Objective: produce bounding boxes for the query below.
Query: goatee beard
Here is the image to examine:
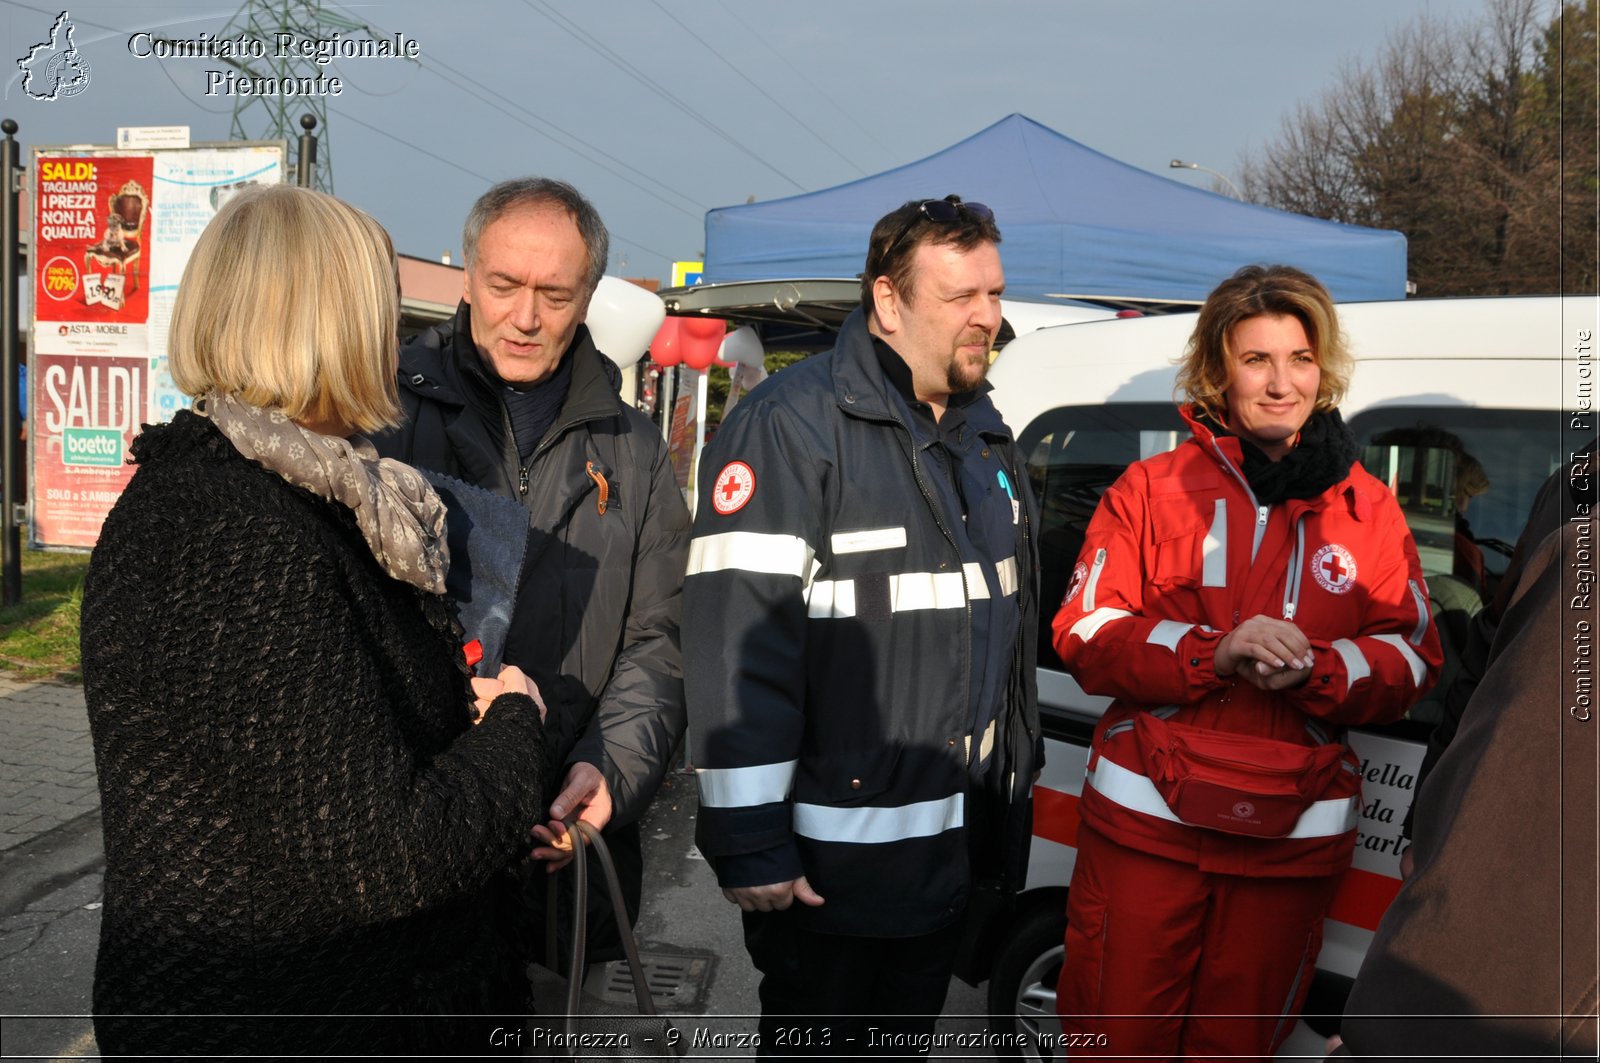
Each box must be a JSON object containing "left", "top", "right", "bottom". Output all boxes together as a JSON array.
[{"left": 947, "top": 347, "right": 990, "bottom": 394}]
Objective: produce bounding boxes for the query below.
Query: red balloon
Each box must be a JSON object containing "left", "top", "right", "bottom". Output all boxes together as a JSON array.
[
  {"left": 681, "top": 316, "right": 727, "bottom": 371},
  {"left": 650, "top": 316, "right": 683, "bottom": 367}
]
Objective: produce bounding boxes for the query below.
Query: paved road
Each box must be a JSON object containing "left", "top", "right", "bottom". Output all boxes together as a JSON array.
[{"left": 0, "top": 677, "right": 995, "bottom": 1061}]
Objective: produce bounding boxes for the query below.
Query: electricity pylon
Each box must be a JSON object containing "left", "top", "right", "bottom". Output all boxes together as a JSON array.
[{"left": 215, "top": 1, "right": 374, "bottom": 192}]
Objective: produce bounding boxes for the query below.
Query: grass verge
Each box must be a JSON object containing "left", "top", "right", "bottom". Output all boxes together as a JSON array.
[{"left": 0, "top": 549, "right": 89, "bottom": 683}]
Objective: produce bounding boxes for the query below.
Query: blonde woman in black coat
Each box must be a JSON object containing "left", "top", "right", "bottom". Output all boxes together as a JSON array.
[{"left": 82, "top": 184, "right": 549, "bottom": 1058}]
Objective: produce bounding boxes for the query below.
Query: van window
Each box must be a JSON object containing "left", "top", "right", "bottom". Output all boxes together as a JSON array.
[
  {"left": 1020, "top": 403, "right": 1186, "bottom": 671},
  {"left": 1347, "top": 408, "right": 1564, "bottom": 601},
  {"left": 1349, "top": 408, "right": 1566, "bottom": 721}
]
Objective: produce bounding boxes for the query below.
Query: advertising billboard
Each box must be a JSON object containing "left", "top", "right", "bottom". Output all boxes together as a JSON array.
[{"left": 28, "top": 142, "right": 285, "bottom": 548}]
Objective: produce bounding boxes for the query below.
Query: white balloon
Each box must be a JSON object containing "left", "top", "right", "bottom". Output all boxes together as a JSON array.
[
  {"left": 586, "top": 276, "right": 667, "bottom": 369},
  {"left": 719, "top": 325, "right": 765, "bottom": 369}
]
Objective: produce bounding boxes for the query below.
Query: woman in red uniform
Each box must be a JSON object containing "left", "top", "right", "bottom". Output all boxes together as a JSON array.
[{"left": 1052, "top": 265, "right": 1442, "bottom": 1059}]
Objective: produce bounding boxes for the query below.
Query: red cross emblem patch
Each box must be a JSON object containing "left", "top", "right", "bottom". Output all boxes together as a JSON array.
[
  {"left": 711, "top": 460, "right": 756, "bottom": 515},
  {"left": 1311, "top": 543, "right": 1358, "bottom": 595},
  {"left": 1063, "top": 561, "right": 1089, "bottom": 606}
]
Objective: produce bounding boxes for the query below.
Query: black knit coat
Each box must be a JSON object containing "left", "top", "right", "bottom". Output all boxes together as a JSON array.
[{"left": 81, "top": 411, "right": 549, "bottom": 1058}]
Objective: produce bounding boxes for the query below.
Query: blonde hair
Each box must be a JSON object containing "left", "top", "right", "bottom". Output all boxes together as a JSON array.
[
  {"left": 1175, "top": 264, "right": 1353, "bottom": 423},
  {"left": 168, "top": 184, "right": 401, "bottom": 434}
]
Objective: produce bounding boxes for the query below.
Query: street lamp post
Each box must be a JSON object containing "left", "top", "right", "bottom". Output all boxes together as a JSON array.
[{"left": 1169, "top": 158, "right": 1243, "bottom": 200}]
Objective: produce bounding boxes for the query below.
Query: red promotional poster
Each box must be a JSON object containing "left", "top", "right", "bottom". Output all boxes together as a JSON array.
[
  {"left": 34, "top": 155, "right": 155, "bottom": 323},
  {"left": 30, "top": 352, "right": 148, "bottom": 548}
]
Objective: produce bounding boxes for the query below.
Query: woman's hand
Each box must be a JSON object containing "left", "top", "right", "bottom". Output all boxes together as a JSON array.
[
  {"left": 1216, "top": 615, "right": 1313, "bottom": 680},
  {"left": 468, "top": 664, "right": 547, "bottom": 723},
  {"left": 1240, "top": 660, "right": 1314, "bottom": 691}
]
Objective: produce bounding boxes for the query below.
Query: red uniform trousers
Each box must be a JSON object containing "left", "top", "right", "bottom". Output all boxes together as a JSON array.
[{"left": 1056, "top": 825, "right": 1340, "bottom": 1062}]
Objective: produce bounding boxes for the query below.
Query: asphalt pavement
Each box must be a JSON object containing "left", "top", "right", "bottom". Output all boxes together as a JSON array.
[{"left": 0, "top": 677, "right": 993, "bottom": 1062}]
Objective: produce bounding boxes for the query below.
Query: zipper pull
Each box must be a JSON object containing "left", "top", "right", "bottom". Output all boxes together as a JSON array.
[
  {"left": 585, "top": 461, "right": 610, "bottom": 516},
  {"left": 1283, "top": 602, "right": 1297, "bottom": 621},
  {"left": 1257, "top": 505, "right": 1269, "bottom": 527},
  {"left": 518, "top": 465, "right": 529, "bottom": 497}
]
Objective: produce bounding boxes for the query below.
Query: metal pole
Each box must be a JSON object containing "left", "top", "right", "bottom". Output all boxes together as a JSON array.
[
  {"left": 1, "top": 119, "right": 24, "bottom": 604},
  {"left": 658, "top": 365, "right": 676, "bottom": 444},
  {"left": 296, "top": 114, "right": 318, "bottom": 189}
]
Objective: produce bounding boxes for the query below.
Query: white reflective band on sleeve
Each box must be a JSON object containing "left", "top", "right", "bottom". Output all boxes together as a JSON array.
[
  {"left": 1084, "top": 548, "right": 1108, "bottom": 610},
  {"left": 792, "top": 793, "right": 964, "bottom": 844},
  {"left": 1069, "top": 607, "right": 1134, "bottom": 643},
  {"left": 1147, "top": 620, "right": 1194, "bottom": 652},
  {"left": 1407, "top": 580, "right": 1430, "bottom": 647},
  {"left": 1373, "top": 633, "right": 1429, "bottom": 687},
  {"left": 696, "top": 760, "right": 798, "bottom": 808},
  {"left": 1087, "top": 757, "right": 1359, "bottom": 839},
  {"left": 831, "top": 526, "right": 907, "bottom": 555},
  {"left": 1331, "top": 638, "right": 1370, "bottom": 685},
  {"left": 688, "top": 532, "right": 815, "bottom": 581},
  {"left": 996, "top": 556, "right": 1019, "bottom": 597},
  {"left": 1202, "top": 499, "right": 1227, "bottom": 587}
]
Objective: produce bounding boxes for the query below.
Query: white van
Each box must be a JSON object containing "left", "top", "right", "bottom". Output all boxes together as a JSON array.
[{"left": 965, "top": 294, "right": 1594, "bottom": 1057}]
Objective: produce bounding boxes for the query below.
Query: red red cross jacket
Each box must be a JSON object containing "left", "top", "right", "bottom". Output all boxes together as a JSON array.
[{"left": 1052, "top": 407, "right": 1443, "bottom": 877}]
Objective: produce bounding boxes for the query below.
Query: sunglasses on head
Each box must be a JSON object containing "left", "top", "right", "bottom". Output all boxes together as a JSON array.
[
  {"left": 915, "top": 198, "right": 994, "bottom": 224},
  {"left": 879, "top": 198, "right": 996, "bottom": 267}
]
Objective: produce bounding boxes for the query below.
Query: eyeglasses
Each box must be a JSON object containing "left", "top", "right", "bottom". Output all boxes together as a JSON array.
[{"left": 914, "top": 198, "right": 994, "bottom": 224}]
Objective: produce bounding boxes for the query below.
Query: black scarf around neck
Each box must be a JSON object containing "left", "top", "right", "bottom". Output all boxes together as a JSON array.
[{"left": 1202, "top": 408, "right": 1359, "bottom": 505}]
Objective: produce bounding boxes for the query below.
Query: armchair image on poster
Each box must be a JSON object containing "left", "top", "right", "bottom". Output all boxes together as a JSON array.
[
  {"left": 35, "top": 156, "right": 154, "bottom": 324},
  {"left": 82, "top": 180, "right": 150, "bottom": 309}
]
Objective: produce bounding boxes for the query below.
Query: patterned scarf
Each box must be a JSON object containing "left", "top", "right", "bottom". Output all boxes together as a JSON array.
[{"left": 200, "top": 391, "right": 449, "bottom": 593}]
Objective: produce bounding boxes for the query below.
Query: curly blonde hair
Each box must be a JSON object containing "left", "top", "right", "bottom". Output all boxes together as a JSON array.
[{"left": 1175, "top": 264, "right": 1353, "bottom": 423}]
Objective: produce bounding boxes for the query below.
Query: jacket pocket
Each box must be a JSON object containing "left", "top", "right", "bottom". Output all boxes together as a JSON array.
[
  {"left": 1148, "top": 496, "right": 1222, "bottom": 588},
  {"left": 806, "top": 744, "right": 902, "bottom": 804}
]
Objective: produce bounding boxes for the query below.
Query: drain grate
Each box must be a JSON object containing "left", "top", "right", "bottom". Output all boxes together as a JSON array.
[{"left": 590, "top": 948, "right": 712, "bottom": 1009}]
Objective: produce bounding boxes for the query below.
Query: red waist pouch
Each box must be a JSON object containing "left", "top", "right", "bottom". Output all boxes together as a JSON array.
[{"left": 1132, "top": 713, "right": 1353, "bottom": 838}]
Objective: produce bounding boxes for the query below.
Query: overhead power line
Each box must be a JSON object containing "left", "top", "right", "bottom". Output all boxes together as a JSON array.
[
  {"left": 523, "top": 0, "right": 807, "bottom": 193},
  {"left": 335, "top": 111, "right": 677, "bottom": 264},
  {"left": 649, "top": 0, "right": 866, "bottom": 177},
  {"left": 327, "top": 1, "right": 709, "bottom": 221},
  {"left": 713, "top": 0, "right": 881, "bottom": 154}
]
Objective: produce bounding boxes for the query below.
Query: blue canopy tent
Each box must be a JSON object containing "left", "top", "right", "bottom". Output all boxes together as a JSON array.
[{"left": 702, "top": 114, "right": 1407, "bottom": 304}]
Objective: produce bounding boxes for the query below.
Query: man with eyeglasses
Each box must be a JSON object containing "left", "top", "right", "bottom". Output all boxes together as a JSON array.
[
  {"left": 372, "top": 177, "right": 689, "bottom": 990},
  {"left": 684, "top": 196, "right": 1042, "bottom": 1054}
]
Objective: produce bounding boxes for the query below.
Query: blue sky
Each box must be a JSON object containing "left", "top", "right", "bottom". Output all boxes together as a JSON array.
[{"left": 4, "top": 0, "right": 1485, "bottom": 282}]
